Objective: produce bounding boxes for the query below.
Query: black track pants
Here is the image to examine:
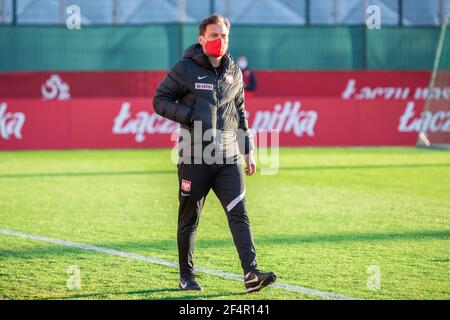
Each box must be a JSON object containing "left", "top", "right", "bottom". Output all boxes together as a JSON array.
[{"left": 177, "top": 158, "right": 258, "bottom": 278}]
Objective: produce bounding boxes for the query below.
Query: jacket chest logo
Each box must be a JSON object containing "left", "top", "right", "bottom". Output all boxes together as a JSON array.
[{"left": 195, "top": 83, "right": 214, "bottom": 90}]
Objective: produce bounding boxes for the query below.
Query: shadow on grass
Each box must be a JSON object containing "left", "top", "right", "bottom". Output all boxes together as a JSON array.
[
  {"left": 43, "top": 288, "right": 179, "bottom": 300},
  {"left": 278, "top": 163, "right": 450, "bottom": 172},
  {"left": 96, "top": 229, "right": 450, "bottom": 252},
  {"left": 42, "top": 289, "right": 247, "bottom": 300},
  {"left": 1, "top": 230, "right": 448, "bottom": 260},
  {"left": 0, "top": 169, "right": 175, "bottom": 179},
  {"left": 258, "top": 229, "right": 450, "bottom": 245},
  {"left": 0, "top": 162, "right": 448, "bottom": 179},
  {"left": 162, "top": 291, "right": 247, "bottom": 300}
]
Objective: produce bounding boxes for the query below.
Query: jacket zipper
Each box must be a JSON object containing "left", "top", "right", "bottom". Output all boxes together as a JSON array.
[{"left": 211, "top": 64, "right": 220, "bottom": 147}]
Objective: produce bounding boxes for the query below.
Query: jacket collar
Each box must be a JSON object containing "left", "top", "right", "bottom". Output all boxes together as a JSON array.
[{"left": 182, "top": 43, "right": 236, "bottom": 73}]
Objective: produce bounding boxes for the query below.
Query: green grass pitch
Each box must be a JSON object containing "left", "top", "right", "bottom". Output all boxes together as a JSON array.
[{"left": 0, "top": 147, "right": 449, "bottom": 300}]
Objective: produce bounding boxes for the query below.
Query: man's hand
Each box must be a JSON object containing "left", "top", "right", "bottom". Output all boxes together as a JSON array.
[{"left": 244, "top": 152, "right": 256, "bottom": 176}]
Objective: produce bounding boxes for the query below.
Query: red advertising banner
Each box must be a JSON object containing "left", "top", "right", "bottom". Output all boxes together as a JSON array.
[
  {"left": 1, "top": 70, "right": 448, "bottom": 150},
  {"left": 1, "top": 97, "right": 442, "bottom": 150},
  {"left": 0, "top": 71, "right": 166, "bottom": 99},
  {"left": 255, "top": 71, "right": 431, "bottom": 98},
  {"left": 0, "top": 71, "right": 431, "bottom": 99}
]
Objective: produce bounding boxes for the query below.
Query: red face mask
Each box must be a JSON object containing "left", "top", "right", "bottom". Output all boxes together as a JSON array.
[{"left": 203, "top": 37, "right": 225, "bottom": 58}]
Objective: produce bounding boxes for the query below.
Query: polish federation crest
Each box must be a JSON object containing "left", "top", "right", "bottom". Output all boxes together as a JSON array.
[
  {"left": 225, "top": 73, "right": 233, "bottom": 84},
  {"left": 181, "top": 179, "right": 191, "bottom": 192}
]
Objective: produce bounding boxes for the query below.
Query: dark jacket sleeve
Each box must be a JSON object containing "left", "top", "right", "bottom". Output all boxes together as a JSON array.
[
  {"left": 235, "top": 71, "right": 255, "bottom": 155},
  {"left": 153, "top": 61, "right": 193, "bottom": 126}
]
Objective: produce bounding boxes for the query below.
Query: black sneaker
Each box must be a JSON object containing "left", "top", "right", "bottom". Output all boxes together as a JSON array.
[
  {"left": 244, "top": 270, "right": 277, "bottom": 293},
  {"left": 179, "top": 275, "right": 203, "bottom": 291}
]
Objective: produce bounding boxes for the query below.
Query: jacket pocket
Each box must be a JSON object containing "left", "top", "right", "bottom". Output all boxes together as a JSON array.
[
  {"left": 190, "top": 99, "right": 216, "bottom": 144},
  {"left": 192, "top": 99, "right": 216, "bottom": 128}
]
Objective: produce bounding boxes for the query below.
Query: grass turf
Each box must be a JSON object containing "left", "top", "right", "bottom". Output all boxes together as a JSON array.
[{"left": 0, "top": 147, "right": 449, "bottom": 300}]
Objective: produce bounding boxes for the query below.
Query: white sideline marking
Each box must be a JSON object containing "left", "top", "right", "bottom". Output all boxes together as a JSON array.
[{"left": 0, "top": 229, "right": 361, "bottom": 300}]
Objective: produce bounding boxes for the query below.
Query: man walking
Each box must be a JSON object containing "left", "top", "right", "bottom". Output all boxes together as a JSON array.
[{"left": 153, "top": 14, "right": 276, "bottom": 293}]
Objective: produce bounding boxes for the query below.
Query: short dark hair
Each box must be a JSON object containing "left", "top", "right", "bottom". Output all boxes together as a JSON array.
[{"left": 198, "top": 13, "right": 231, "bottom": 35}]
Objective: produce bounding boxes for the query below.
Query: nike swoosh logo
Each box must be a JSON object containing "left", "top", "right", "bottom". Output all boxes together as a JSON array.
[
  {"left": 180, "top": 281, "right": 188, "bottom": 289},
  {"left": 245, "top": 276, "right": 259, "bottom": 284},
  {"left": 181, "top": 192, "right": 190, "bottom": 197},
  {"left": 198, "top": 75, "right": 207, "bottom": 80}
]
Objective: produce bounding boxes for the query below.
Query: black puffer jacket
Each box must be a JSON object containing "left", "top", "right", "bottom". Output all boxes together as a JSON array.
[{"left": 153, "top": 43, "right": 254, "bottom": 159}]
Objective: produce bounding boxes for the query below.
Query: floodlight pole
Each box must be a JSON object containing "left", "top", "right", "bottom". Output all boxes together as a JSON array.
[
  {"left": 113, "top": 0, "right": 120, "bottom": 24},
  {"left": 305, "top": 0, "right": 310, "bottom": 25},
  {"left": 332, "top": 0, "right": 337, "bottom": 24},
  {"left": 59, "top": 0, "right": 65, "bottom": 25},
  {"left": 439, "top": 0, "right": 445, "bottom": 25},
  {"left": 12, "top": 0, "right": 17, "bottom": 25},
  {"left": 0, "top": 0, "right": 3, "bottom": 23},
  {"left": 179, "top": 0, "right": 185, "bottom": 57},
  {"left": 210, "top": 0, "right": 215, "bottom": 15}
]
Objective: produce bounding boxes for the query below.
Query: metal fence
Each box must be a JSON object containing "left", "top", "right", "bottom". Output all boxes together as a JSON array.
[{"left": 0, "top": 0, "right": 449, "bottom": 26}]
